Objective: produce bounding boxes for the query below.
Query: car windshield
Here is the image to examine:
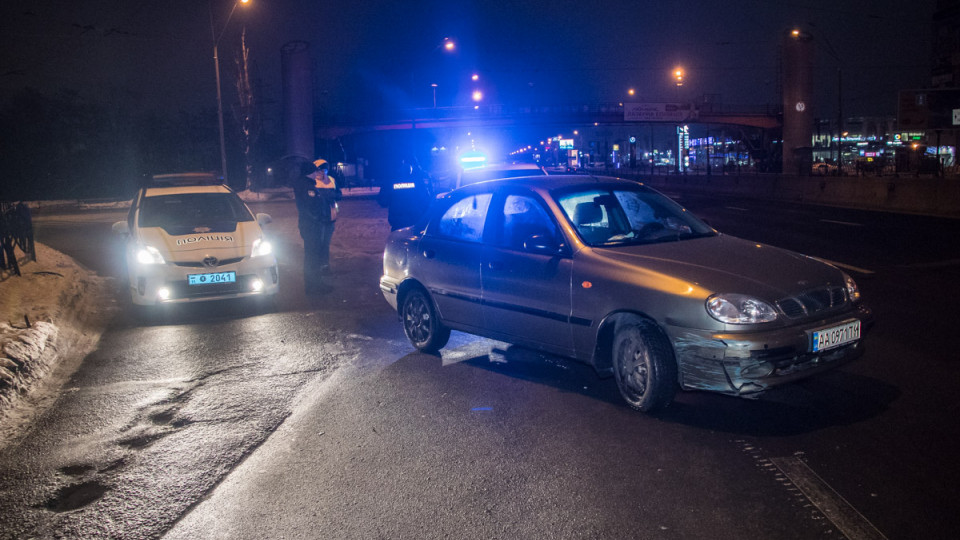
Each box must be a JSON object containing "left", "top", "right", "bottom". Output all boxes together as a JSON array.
[
  {"left": 555, "top": 185, "right": 715, "bottom": 246},
  {"left": 138, "top": 192, "right": 253, "bottom": 234}
]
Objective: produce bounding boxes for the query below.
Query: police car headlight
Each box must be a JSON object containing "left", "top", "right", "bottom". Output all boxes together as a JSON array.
[
  {"left": 251, "top": 238, "right": 273, "bottom": 258},
  {"left": 135, "top": 245, "right": 165, "bottom": 265}
]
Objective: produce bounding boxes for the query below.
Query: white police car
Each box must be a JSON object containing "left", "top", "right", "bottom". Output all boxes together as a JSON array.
[{"left": 112, "top": 173, "right": 279, "bottom": 306}]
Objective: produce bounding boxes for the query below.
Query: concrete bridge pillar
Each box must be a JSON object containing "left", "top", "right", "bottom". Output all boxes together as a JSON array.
[{"left": 782, "top": 29, "right": 814, "bottom": 175}]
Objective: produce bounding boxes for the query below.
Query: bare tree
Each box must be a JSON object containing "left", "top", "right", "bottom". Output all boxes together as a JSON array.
[{"left": 234, "top": 27, "right": 260, "bottom": 191}]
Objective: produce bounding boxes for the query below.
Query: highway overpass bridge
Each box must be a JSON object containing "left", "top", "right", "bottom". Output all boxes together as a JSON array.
[{"left": 316, "top": 102, "right": 781, "bottom": 138}]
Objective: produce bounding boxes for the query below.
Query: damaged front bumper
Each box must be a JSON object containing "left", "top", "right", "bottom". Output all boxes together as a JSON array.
[{"left": 666, "top": 303, "right": 873, "bottom": 397}]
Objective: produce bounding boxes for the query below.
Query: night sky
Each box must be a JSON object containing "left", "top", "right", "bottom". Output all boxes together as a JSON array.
[{"left": 0, "top": 0, "right": 938, "bottom": 127}]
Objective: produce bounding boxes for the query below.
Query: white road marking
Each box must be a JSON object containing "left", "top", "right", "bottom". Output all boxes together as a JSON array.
[
  {"left": 820, "top": 219, "right": 863, "bottom": 227},
  {"left": 771, "top": 456, "right": 888, "bottom": 540},
  {"left": 818, "top": 258, "right": 875, "bottom": 275}
]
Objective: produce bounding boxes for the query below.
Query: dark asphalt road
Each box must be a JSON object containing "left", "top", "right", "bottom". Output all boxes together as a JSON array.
[{"left": 3, "top": 193, "right": 958, "bottom": 539}]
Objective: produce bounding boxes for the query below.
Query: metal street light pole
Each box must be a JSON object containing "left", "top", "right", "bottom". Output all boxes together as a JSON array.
[
  {"left": 806, "top": 29, "right": 843, "bottom": 176},
  {"left": 210, "top": 0, "right": 249, "bottom": 185}
]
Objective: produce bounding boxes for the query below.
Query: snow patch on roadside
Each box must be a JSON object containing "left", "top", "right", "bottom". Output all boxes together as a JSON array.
[{"left": 0, "top": 243, "right": 111, "bottom": 441}]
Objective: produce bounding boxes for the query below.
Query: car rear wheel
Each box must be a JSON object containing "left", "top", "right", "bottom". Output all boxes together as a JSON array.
[
  {"left": 401, "top": 288, "right": 451, "bottom": 353},
  {"left": 612, "top": 320, "right": 677, "bottom": 412}
]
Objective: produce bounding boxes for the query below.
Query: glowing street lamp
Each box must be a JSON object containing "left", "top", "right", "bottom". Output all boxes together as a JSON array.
[
  {"left": 472, "top": 90, "right": 483, "bottom": 102},
  {"left": 442, "top": 37, "right": 455, "bottom": 52},
  {"left": 210, "top": 0, "right": 251, "bottom": 185},
  {"left": 674, "top": 67, "right": 684, "bottom": 87},
  {"left": 628, "top": 88, "right": 635, "bottom": 96}
]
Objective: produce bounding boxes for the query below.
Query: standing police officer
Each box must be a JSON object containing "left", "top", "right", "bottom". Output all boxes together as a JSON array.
[
  {"left": 377, "top": 158, "right": 433, "bottom": 231},
  {"left": 294, "top": 158, "right": 341, "bottom": 294}
]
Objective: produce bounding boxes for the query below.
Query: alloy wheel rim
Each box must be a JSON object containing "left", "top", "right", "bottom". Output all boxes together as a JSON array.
[
  {"left": 405, "top": 297, "right": 429, "bottom": 343},
  {"left": 620, "top": 337, "right": 648, "bottom": 398}
]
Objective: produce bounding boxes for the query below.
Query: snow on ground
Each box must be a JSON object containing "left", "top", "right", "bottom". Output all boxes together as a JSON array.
[{"left": 0, "top": 242, "right": 109, "bottom": 439}]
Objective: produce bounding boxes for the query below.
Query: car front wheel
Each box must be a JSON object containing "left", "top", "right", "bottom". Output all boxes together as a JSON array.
[
  {"left": 401, "top": 288, "right": 451, "bottom": 353},
  {"left": 612, "top": 320, "right": 677, "bottom": 412}
]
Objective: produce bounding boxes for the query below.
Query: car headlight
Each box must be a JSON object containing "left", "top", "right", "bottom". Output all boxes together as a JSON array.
[
  {"left": 135, "top": 245, "right": 165, "bottom": 265},
  {"left": 251, "top": 238, "right": 273, "bottom": 257},
  {"left": 706, "top": 294, "right": 778, "bottom": 324},
  {"left": 843, "top": 272, "right": 860, "bottom": 302}
]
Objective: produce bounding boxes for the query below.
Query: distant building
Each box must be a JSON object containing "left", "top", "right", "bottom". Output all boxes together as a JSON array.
[
  {"left": 932, "top": 1, "right": 960, "bottom": 89},
  {"left": 892, "top": 1, "right": 960, "bottom": 174}
]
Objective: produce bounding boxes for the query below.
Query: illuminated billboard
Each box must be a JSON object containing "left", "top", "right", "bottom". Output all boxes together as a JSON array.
[{"left": 624, "top": 103, "right": 698, "bottom": 122}]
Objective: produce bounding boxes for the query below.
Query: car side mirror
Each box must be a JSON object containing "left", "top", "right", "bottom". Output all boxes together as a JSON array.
[
  {"left": 523, "top": 234, "right": 562, "bottom": 255},
  {"left": 111, "top": 221, "right": 130, "bottom": 236},
  {"left": 256, "top": 213, "right": 273, "bottom": 226}
]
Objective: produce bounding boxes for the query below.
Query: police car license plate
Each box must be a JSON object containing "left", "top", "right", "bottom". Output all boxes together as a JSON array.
[
  {"left": 188, "top": 271, "right": 236, "bottom": 286},
  {"left": 810, "top": 320, "right": 860, "bottom": 352}
]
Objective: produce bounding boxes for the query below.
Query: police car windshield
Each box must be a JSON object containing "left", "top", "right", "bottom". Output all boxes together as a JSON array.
[{"left": 139, "top": 193, "right": 253, "bottom": 230}]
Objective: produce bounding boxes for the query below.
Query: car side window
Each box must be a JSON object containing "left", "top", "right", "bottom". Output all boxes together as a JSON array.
[
  {"left": 559, "top": 190, "right": 611, "bottom": 244},
  {"left": 435, "top": 193, "right": 492, "bottom": 242},
  {"left": 496, "top": 194, "right": 558, "bottom": 250}
]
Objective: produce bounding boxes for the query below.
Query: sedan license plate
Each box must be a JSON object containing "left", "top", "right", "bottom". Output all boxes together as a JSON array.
[
  {"left": 810, "top": 320, "right": 860, "bottom": 352},
  {"left": 188, "top": 271, "right": 236, "bottom": 286}
]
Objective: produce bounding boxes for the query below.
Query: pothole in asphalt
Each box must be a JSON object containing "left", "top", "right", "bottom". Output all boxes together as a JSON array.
[
  {"left": 43, "top": 480, "right": 110, "bottom": 512},
  {"left": 59, "top": 464, "right": 96, "bottom": 477},
  {"left": 118, "top": 432, "right": 166, "bottom": 449},
  {"left": 148, "top": 409, "right": 176, "bottom": 425}
]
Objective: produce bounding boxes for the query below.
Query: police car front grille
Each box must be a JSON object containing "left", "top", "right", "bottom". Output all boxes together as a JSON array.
[{"left": 173, "top": 257, "right": 244, "bottom": 268}]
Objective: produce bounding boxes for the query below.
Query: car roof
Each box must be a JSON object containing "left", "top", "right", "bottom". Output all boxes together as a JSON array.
[
  {"left": 151, "top": 172, "right": 219, "bottom": 184},
  {"left": 464, "top": 162, "right": 544, "bottom": 172},
  {"left": 454, "top": 174, "right": 640, "bottom": 192},
  {"left": 142, "top": 184, "right": 232, "bottom": 197}
]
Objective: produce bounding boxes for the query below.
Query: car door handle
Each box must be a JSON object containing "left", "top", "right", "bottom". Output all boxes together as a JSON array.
[{"left": 422, "top": 249, "right": 436, "bottom": 259}]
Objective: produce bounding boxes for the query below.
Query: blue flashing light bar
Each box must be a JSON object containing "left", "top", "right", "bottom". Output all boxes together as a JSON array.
[{"left": 459, "top": 151, "right": 487, "bottom": 170}]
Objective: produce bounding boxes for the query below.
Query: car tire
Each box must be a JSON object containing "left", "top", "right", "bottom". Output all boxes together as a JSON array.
[
  {"left": 612, "top": 320, "right": 677, "bottom": 412},
  {"left": 401, "top": 288, "right": 451, "bottom": 353}
]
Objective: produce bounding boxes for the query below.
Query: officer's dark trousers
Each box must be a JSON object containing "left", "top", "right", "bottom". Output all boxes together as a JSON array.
[{"left": 301, "top": 221, "right": 335, "bottom": 292}]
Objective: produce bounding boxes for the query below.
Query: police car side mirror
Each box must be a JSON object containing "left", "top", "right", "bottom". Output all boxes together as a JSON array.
[
  {"left": 256, "top": 213, "right": 273, "bottom": 226},
  {"left": 111, "top": 221, "right": 130, "bottom": 236}
]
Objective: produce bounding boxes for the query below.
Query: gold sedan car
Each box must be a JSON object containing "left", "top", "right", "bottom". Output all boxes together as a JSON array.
[{"left": 380, "top": 176, "right": 871, "bottom": 412}]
